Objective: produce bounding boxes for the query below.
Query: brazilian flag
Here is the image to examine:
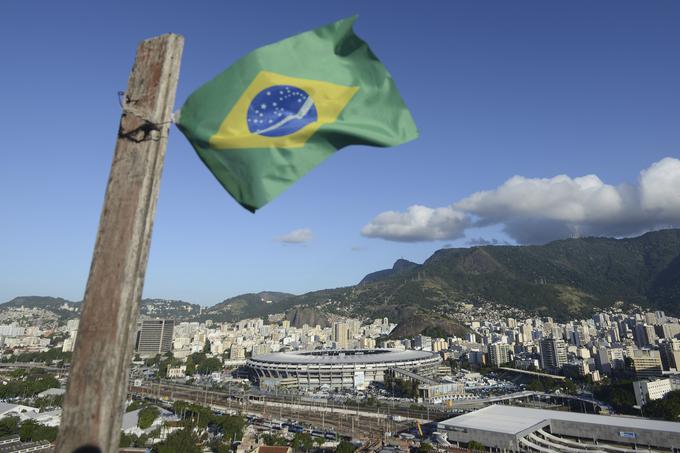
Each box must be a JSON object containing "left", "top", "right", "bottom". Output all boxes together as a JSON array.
[{"left": 175, "top": 16, "right": 418, "bottom": 212}]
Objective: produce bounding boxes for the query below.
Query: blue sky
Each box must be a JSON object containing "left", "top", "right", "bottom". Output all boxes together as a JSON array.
[{"left": 1, "top": 1, "right": 679, "bottom": 305}]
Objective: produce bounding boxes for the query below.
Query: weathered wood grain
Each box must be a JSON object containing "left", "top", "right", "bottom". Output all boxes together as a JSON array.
[{"left": 55, "top": 34, "right": 183, "bottom": 453}]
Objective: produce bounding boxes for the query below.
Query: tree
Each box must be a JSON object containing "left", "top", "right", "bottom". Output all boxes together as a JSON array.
[
  {"left": 159, "top": 356, "right": 183, "bottom": 379},
  {"left": 468, "top": 440, "right": 486, "bottom": 451},
  {"left": 0, "top": 417, "right": 19, "bottom": 437},
  {"left": 185, "top": 356, "right": 196, "bottom": 376},
  {"left": 19, "top": 421, "right": 58, "bottom": 442},
  {"left": 643, "top": 390, "right": 680, "bottom": 421},
  {"left": 120, "top": 433, "right": 148, "bottom": 448},
  {"left": 215, "top": 414, "right": 246, "bottom": 441},
  {"left": 127, "top": 400, "right": 143, "bottom": 412},
  {"left": 261, "top": 433, "right": 288, "bottom": 446},
  {"left": 174, "top": 402, "right": 213, "bottom": 429},
  {"left": 291, "top": 432, "right": 313, "bottom": 451},
  {"left": 173, "top": 400, "right": 188, "bottom": 417},
  {"left": 153, "top": 428, "right": 201, "bottom": 453},
  {"left": 562, "top": 379, "right": 577, "bottom": 395},
  {"left": 138, "top": 406, "right": 160, "bottom": 429},
  {"left": 336, "top": 440, "right": 356, "bottom": 453},
  {"left": 417, "top": 443, "right": 433, "bottom": 453},
  {"left": 208, "top": 438, "right": 231, "bottom": 453},
  {"left": 189, "top": 352, "right": 207, "bottom": 364},
  {"left": 197, "top": 357, "right": 223, "bottom": 375},
  {"left": 0, "top": 375, "right": 60, "bottom": 399},
  {"left": 144, "top": 354, "right": 162, "bottom": 367},
  {"left": 593, "top": 380, "right": 637, "bottom": 414}
]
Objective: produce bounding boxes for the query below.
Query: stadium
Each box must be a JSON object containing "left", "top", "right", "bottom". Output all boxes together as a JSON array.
[{"left": 246, "top": 349, "right": 441, "bottom": 390}]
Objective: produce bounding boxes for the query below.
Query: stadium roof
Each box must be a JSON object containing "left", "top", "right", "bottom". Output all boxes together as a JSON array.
[
  {"left": 249, "top": 348, "right": 437, "bottom": 365},
  {"left": 439, "top": 405, "right": 680, "bottom": 435}
]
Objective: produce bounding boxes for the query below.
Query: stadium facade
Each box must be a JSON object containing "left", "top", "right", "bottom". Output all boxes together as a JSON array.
[
  {"left": 246, "top": 349, "right": 441, "bottom": 390},
  {"left": 437, "top": 405, "right": 680, "bottom": 452}
]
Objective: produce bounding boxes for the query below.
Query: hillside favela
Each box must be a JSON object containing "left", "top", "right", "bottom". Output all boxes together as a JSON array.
[{"left": 0, "top": 230, "right": 680, "bottom": 452}]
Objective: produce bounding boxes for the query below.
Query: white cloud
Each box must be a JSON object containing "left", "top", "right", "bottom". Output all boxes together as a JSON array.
[
  {"left": 362, "top": 157, "right": 680, "bottom": 244},
  {"left": 360, "top": 205, "right": 470, "bottom": 242},
  {"left": 455, "top": 174, "right": 628, "bottom": 225},
  {"left": 640, "top": 157, "right": 680, "bottom": 219},
  {"left": 276, "top": 228, "right": 313, "bottom": 244}
]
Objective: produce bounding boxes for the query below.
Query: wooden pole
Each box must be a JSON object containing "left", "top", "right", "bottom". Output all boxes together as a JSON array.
[{"left": 55, "top": 33, "right": 183, "bottom": 453}]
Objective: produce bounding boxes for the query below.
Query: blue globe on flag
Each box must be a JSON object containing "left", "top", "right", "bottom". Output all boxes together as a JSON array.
[{"left": 247, "top": 85, "right": 318, "bottom": 137}]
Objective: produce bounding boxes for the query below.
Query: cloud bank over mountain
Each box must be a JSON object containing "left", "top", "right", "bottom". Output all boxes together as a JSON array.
[{"left": 362, "top": 157, "right": 680, "bottom": 244}]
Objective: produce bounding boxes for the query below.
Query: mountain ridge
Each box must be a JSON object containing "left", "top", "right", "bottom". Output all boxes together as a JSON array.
[{"left": 3, "top": 229, "right": 679, "bottom": 336}]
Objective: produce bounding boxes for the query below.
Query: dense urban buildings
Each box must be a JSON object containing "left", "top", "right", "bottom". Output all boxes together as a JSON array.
[{"left": 4, "top": 299, "right": 680, "bottom": 450}]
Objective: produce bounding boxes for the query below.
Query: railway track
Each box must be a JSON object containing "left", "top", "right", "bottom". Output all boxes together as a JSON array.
[
  {"left": 131, "top": 381, "right": 452, "bottom": 422},
  {"left": 129, "top": 382, "right": 421, "bottom": 439}
]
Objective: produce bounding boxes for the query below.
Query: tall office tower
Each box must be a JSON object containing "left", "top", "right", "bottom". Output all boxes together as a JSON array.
[
  {"left": 593, "top": 313, "right": 611, "bottom": 328},
  {"left": 333, "top": 322, "right": 349, "bottom": 349},
  {"left": 634, "top": 324, "right": 655, "bottom": 348},
  {"left": 432, "top": 338, "right": 448, "bottom": 352},
  {"left": 608, "top": 327, "right": 621, "bottom": 343},
  {"left": 135, "top": 319, "right": 174, "bottom": 355},
  {"left": 631, "top": 349, "right": 663, "bottom": 378},
  {"left": 348, "top": 319, "right": 362, "bottom": 338},
  {"left": 645, "top": 312, "right": 658, "bottom": 325},
  {"left": 617, "top": 320, "right": 629, "bottom": 340},
  {"left": 569, "top": 330, "right": 583, "bottom": 347},
  {"left": 540, "top": 338, "right": 567, "bottom": 371},
  {"left": 645, "top": 325, "right": 658, "bottom": 345},
  {"left": 506, "top": 318, "right": 517, "bottom": 328},
  {"left": 520, "top": 323, "right": 533, "bottom": 344},
  {"left": 488, "top": 343, "right": 513, "bottom": 367},
  {"left": 551, "top": 326, "right": 563, "bottom": 340},
  {"left": 414, "top": 334, "right": 433, "bottom": 351},
  {"left": 468, "top": 349, "right": 486, "bottom": 367},
  {"left": 655, "top": 311, "right": 666, "bottom": 323},
  {"left": 610, "top": 347, "right": 626, "bottom": 370},
  {"left": 659, "top": 339, "right": 680, "bottom": 371},
  {"left": 362, "top": 337, "right": 376, "bottom": 349},
  {"left": 596, "top": 346, "right": 611, "bottom": 373},
  {"left": 660, "top": 323, "right": 680, "bottom": 340}
]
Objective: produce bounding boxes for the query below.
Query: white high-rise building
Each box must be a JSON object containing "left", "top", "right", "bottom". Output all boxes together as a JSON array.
[
  {"left": 333, "top": 322, "right": 349, "bottom": 349},
  {"left": 489, "top": 343, "right": 512, "bottom": 367},
  {"left": 540, "top": 338, "right": 567, "bottom": 371},
  {"left": 633, "top": 378, "right": 673, "bottom": 407}
]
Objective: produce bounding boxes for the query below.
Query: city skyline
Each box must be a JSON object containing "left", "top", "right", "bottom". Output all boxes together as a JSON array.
[
  {"left": 3, "top": 283, "right": 680, "bottom": 449},
  {"left": 2, "top": 1, "right": 680, "bottom": 306}
]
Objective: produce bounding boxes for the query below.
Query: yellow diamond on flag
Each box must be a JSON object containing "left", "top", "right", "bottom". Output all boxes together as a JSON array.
[{"left": 209, "top": 71, "right": 359, "bottom": 149}]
